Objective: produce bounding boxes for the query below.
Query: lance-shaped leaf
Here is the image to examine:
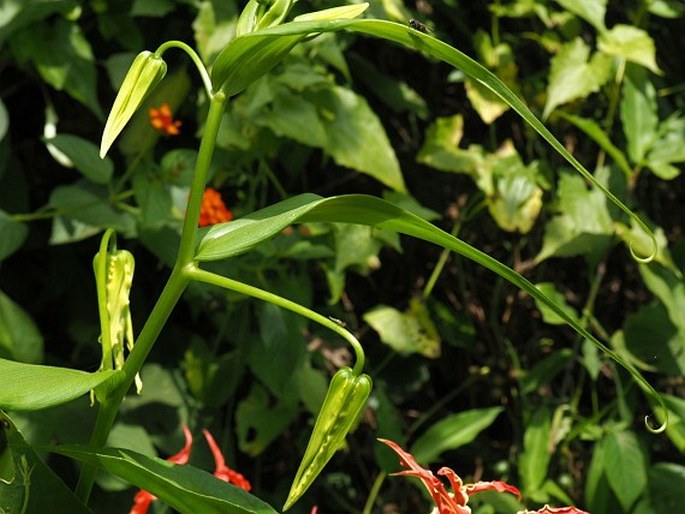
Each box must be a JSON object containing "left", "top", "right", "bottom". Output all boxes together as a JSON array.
[
  {"left": 0, "top": 358, "right": 124, "bottom": 411},
  {"left": 196, "top": 194, "right": 665, "bottom": 427},
  {"left": 211, "top": 5, "right": 368, "bottom": 96},
  {"left": 211, "top": 17, "right": 655, "bottom": 258},
  {"left": 47, "top": 444, "right": 278, "bottom": 514}
]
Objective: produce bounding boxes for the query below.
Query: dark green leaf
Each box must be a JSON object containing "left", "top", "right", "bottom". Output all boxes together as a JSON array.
[
  {"left": 520, "top": 348, "right": 574, "bottom": 395},
  {"left": 0, "top": 290, "right": 43, "bottom": 364},
  {"left": 0, "top": 211, "right": 28, "bottom": 262},
  {"left": 0, "top": 411, "right": 91, "bottom": 514},
  {"left": 48, "top": 443, "right": 279, "bottom": 514},
  {"left": 47, "top": 134, "right": 114, "bottom": 184},
  {"left": 410, "top": 407, "right": 503, "bottom": 464},
  {"left": 604, "top": 430, "right": 647, "bottom": 511}
]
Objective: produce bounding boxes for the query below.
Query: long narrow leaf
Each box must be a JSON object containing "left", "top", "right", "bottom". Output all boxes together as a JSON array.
[
  {"left": 197, "top": 194, "right": 665, "bottom": 429},
  {"left": 48, "top": 444, "right": 278, "bottom": 514},
  {"left": 211, "top": 18, "right": 656, "bottom": 259}
]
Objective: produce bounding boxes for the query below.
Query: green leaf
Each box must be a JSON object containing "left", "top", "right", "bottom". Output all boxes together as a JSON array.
[
  {"left": 604, "top": 430, "right": 647, "bottom": 511},
  {"left": 533, "top": 283, "right": 581, "bottom": 326},
  {"left": 0, "top": 410, "right": 91, "bottom": 514},
  {"left": 553, "top": 0, "right": 606, "bottom": 31},
  {"left": 0, "top": 290, "right": 43, "bottom": 364},
  {"left": 236, "top": 383, "right": 297, "bottom": 457},
  {"left": 543, "top": 38, "right": 612, "bottom": 119},
  {"left": 536, "top": 171, "right": 614, "bottom": 263},
  {"left": 556, "top": 112, "right": 632, "bottom": 177},
  {"left": 0, "top": 98, "right": 8, "bottom": 143},
  {"left": 321, "top": 86, "right": 405, "bottom": 192},
  {"left": 364, "top": 299, "right": 440, "bottom": 358},
  {"left": 0, "top": 358, "right": 123, "bottom": 410},
  {"left": 639, "top": 264, "right": 685, "bottom": 332},
  {"left": 48, "top": 443, "right": 279, "bottom": 514},
  {"left": 598, "top": 24, "right": 662, "bottom": 74},
  {"left": 409, "top": 407, "right": 503, "bottom": 464},
  {"left": 520, "top": 348, "right": 574, "bottom": 395},
  {"left": 193, "top": 0, "right": 239, "bottom": 64},
  {"left": 651, "top": 393, "right": 685, "bottom": 452},
  {"left": 417, "top": 114, "right": 481, "bottom": 175},
  {"left": 620, "top": 66, "right": 658, "bottom": 164},
  {"left": 645, "top": 113, "right": 685, "bottom": 180},
  {"left": 519, "top": 407, "right": 552, "bottom": 498},
  {"left": 647, "top": 463, "right": 685, "bottom": 513},
  {"left": 0, "top": 211, "right": 28, "bottom": 262},
  {"left": 47, "top": 134, "right": 114, "bottom": 184},
  {"left": 49, "top": 183, "right": 135, "bottom": 235},
  {"left": 210, "top": 17, "right": 656, "bottom": 258},
  {"left": 0, "top": 0, "right": 76, "bottom": 45},
  {"left": 9, "top": 18, "right": 102, "bottom": 117},
  {"left": 197, "top": 193, "right": 666, "bottom": 421}
]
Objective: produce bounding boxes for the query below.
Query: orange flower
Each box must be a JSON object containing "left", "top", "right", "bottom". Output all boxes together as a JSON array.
[
  {"left": 148, "top": 102, "right": 182, "bottom": 136},
  {"left": 199, "top": 188, "right": 233, "bottom": 227},
  {"left": 128, "top": 425, "right": 250, "bottom": 514}
]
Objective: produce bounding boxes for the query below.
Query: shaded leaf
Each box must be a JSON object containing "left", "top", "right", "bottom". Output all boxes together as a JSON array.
[
  {"left": 604, "top": 430, "right": 647, "bottom": 511},
  {"left": 519, "top": 407, "right": 553, "bottom": 499},
  {"left": 410, "top": 407, "right": 503, "bottom": 464},
  {"left": 520, "top": 348, "right": 574, "bottom": 395},
  {"left": 0, "top": 290, "right": 43, "bottom": 364},
  {"left": 0, "top": 211, "right": 28, "bottom": 262},
  {"left": 47, "top": 134, "right": 114, "bottom": 184},
  {"left": 0, "top": 411, "right": 91, "bottom": 514}
]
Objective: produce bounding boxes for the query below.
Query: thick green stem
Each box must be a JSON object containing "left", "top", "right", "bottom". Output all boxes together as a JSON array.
[
  {"left": 75, "top": 266, "right": 189, "bottom": 501},
  {"left": 76, "top": 93, "right": 227, "bottom": 503},
  {"left": 177, "top": 93, "right": 227, "bottom": 265},
  {"left": 184, "top": 265, "right": 367, "bottom": 374}
]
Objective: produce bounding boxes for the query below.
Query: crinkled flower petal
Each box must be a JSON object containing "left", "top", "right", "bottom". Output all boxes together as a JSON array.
[{"left": 202, "top": 429, "right": 251, "bottom": 491}]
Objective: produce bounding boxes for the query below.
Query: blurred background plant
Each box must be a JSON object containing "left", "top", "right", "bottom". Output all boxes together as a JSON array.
[{"left": 0, "top": 0, "right": 683, "bottom": 513}]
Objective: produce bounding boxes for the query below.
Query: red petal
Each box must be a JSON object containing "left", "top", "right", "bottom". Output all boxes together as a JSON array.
[
  {"left": 202, "top": 429, "right": 251, "bottom": 491},
  {"left": 465, "top": 480, "right": 522, "bottom": 500},
  {"left": 518, "top": 506, "right": 590, "bottom": 514},
  {"left": 168, "top": 425, "right": 193, "bottom": 465},
  {"left": 378, "top": 439, "right": 467, "bottom": 513},
  {"left": 129, "top": 489, "right": 155, "bottom": 514}
]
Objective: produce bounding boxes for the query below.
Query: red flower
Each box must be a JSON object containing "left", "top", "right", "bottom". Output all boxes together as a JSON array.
[
  {"left": 199, "top": 188, "right": 233, "bottom": 227},
  {"left": 379, "top": 438, "right": 521, "bottom": 514},
  {"left": 149, "top": 102, "right": 182, "bottom": 136},
  {"left": 129, "top": 425, "right": 193, "bottom": 514},
  {"left": 128, "top": 425, "right": 250, "bottom": 514},
  {"left": 518, "top": 507, "right": 590, "bottom": 514},
  {"left": 202, "top": 429, "right": 251, "bottom": 491}
]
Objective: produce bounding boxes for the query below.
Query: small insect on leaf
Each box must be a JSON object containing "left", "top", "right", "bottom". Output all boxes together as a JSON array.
[{"left": 408, "top": 19, "right": 430, "bottom": 33}]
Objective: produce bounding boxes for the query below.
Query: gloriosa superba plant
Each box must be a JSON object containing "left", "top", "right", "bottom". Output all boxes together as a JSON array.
[{"left": 0, "top": 0, "right": 669, "bottom": 512}]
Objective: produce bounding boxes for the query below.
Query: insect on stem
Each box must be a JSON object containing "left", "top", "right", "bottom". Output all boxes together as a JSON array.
[{"left": 408, "top": 18, "right": 430, "bottom": 33}]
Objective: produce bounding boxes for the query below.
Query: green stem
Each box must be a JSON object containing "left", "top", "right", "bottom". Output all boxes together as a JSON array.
[
  {"left": 156, "top": 40, "right": 214, "bottom": 97},
  {"left": 184, "top": 265, "right": 367, "bottom": 374},
  {"left": 75, "top": 266, "right": 189, "bottom": 501},
  {"left": 177, "top": 93, "right": 227, "bottom": 265},
  {"left": 75, "top": 91, "right": 226, "bottom": 503},
  {"left": 362, "top": 472, "right": 386, "bottom": 514}
]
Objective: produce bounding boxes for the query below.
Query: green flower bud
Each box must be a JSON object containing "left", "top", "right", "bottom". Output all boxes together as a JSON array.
[
  {"left": 100, "top": 51, "right": 167, "bottom": 158},
  {"left": 284, "top": 367, "right": 372, "bottom": 510}
]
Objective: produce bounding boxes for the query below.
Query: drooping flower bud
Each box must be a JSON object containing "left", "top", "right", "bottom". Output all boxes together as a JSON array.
[
  {"left": 100, "top": 51, "right": 167, "bottom": 158},
  {"left": 284, "top": 366, "right": 372, "bottom": 510}
]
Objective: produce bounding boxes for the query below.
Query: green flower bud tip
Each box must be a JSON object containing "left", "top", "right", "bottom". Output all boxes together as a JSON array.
[
  {"left": 100, "top": 50, "right": 167, "bottom": 158},
  {"left": 284, "top": 367, "right": 372, "bottom": 510}
]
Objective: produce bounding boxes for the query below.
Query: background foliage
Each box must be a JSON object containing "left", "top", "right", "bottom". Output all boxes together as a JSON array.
[{"left": 1, "top": 0, "right": 684, "bottom": 513}]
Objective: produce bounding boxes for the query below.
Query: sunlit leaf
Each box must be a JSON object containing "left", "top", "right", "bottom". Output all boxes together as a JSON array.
[
  {"left": 553, "top": 0, "right": 606, "bottom": 31},
  {"left": 598, "top": 24, "right": 662, "bottom": 74},
  {"left": 543, "top": 38, "right": 612, "bottom": 119},
  {"left": 0, "top": 358, "right": 123, "bottom": 410},
  {"left": 620, "top": 65, "right": 658, "bottom": 164}
]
